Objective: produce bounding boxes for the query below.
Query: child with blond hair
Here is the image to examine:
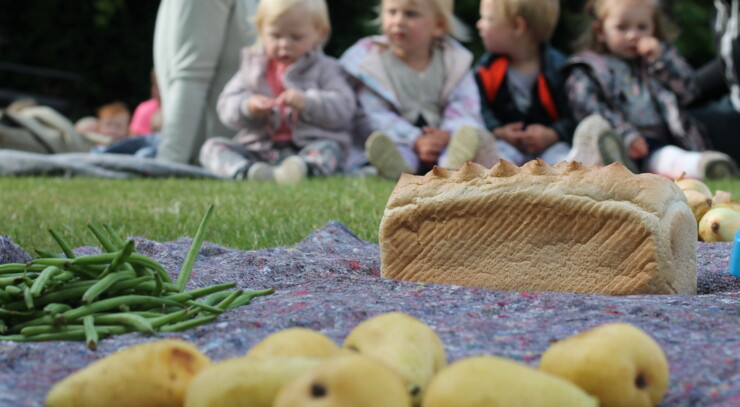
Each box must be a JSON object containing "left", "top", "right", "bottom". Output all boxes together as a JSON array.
[
  {"left": 200, "top": 0, "right": 355, "bottom": 182},
  {"left": 475, "top": 0, "right": 577, "bottom": 166},
  {"left": 340, "top": 0, "right": 498, "bottom": 180},
  {"left": 564, "top": 0, "right": 737, "bottom": 179}
]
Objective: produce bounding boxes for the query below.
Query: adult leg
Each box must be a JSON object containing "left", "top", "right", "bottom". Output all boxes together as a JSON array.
[
  {"left": 690, "top": 96, "right": 740, "bottom": 164},
  {"left": 153, "top": 0, "right": 257, "bottom": 165}
]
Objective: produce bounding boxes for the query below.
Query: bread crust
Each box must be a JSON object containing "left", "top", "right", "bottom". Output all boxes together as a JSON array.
[{"left": 379, "top": 160, "right": 697, "bottom": 295}]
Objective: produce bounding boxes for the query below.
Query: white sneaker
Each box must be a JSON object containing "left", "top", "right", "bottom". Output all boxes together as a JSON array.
[
  {"left": 566, "top": 114, "right": 638, "bottom": 172},
  {"left": 698, "top": 151, "right": 737, "bottom": 179},
  {"left": 365, "top": 132, "right": 413, "bottom": 180},
  {"left": 274, "top": 155, "right": 307, "bottom": 184},
  {"left": 442, "top": 126, "right": 481, "bottom": 170},
  {"left": 246, "top": 162, "right": 274, "bottom": 181}
]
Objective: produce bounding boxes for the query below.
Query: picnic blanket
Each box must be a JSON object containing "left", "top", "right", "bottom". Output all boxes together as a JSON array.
[
  {"left": 0, "top": 149, "right": 222, "bottom": 178},
  {"left": 1, "top": 221, "right": 739, "bottom": 406}
]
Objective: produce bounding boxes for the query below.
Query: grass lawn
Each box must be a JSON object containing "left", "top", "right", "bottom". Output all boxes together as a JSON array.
[
  {"left": 1, "top": 175, "right": 739, "bottom": 255},
  {"left": 0, "top": 176, "right": 396, "bottom": 254}
]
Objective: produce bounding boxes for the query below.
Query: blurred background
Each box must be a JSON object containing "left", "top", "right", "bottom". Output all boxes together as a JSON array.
[{"left": 0, "top": 0, "right": 714, "bottom": 120}]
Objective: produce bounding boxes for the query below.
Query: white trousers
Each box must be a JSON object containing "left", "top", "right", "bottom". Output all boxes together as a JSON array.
[{"left": 153, "top": 0, "right": 258, "bottom": 164}]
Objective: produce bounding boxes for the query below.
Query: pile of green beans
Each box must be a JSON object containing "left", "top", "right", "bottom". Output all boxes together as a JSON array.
[{"left": 0, "top": 205, "right": 274, "bottom": 349}]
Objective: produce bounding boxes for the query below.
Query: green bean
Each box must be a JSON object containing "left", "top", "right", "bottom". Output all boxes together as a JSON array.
[
  {"left": 215, "top": 290, "right": 242, "bottom": 311},
  {"left": 103, "top": 223, "right": 126, "bottom": 248},
  {"left": 201, "top": 291, "right": 231, "bottom": 306},
  {"left": 5, "top": 285, "right": 22, "bottom": 296},
  {"left": 159, "top": 315, "right": 217, "bottom": 332},
  {"left": 29, "top": 266, "right": 62, "bottom": 297},
  {"left": 0, "top": 290, "right": 10, "bottom": 302},
  {"left": 148, "top": 309, "right": 189, "bottom": 328},
  {"left": 43, "top": 303, "right": 72, "bottom": 316},
  {"left": 69, "top": 252, "right": 118, "bottom": 266},
  {"left": 3, "top": 325, "right": 128, "bottom": 342},
  {"left": 0, "top": 263, "right": 28, "bottom": 275},
  {"left": 48, "top": 228, "right": 76, "bottom": 259},
  {"left": 0, "top": 319, "right": 6, "bottom": 334},
  {"left": 185, "top": 300, "right": 223, "bottom": 314},
  {"left": 0, "top": 275, "right": 28, "bottom": 288},
  {"left": 98, "top": 239, "right": 135, "bottom": 280},
  {"left": 28, "top": 258, "right": 71, "bottom": 268},
  {"left": 83, "top": 315, "right": 99, "bottom": 350},
  {"left": 8, "top": 315, "right": 55, "bottom": 333},
  {"left": 226, "top": 288, "right": 275, "bottom": 310},
  {"left": 0, "top": 308, "right": 37, "bottom": 318},
  {"left": 51, "top": 270, "right": 75, "bottom": 283},
  {"left": 87, "top": 223, "right": 116, "bottom": 253},
  {"left": 165, "top": 283, "right": 236, "bottom": 302},
  {"left": 176, "top": 204, "right": 214, "bottom": 292},
  {"left": 82, "top": 270, "right": 136, "bottom": 304},
  {"left": 128, "top": 254, "right": 172, "bottom": 284},
  {"left": 94, "top": 313, "right": 154, "bottom": 334},
  {"left": 22, "top": 286, "right": 34, "bottom": 310},
  {"left": 62, "top": 295, "right": 185, "bottom": 323},
  {"left": 34, "top": 249, "right": 61, "bottom": 259}
]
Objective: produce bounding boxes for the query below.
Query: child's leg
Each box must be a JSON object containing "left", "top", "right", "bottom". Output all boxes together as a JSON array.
[
  {"left": 496, "top": 140, "right": 526, "bottom": 166},
  {"left": 440, "top": 126, "right": 481, "bottom": 170},
  {"left": 539, "top": 141, "right": 571, "bottom": 166},
  {"left": 297, "top": 139, "right": 345, "bottom": 177},
  {"left": 565, "top": 114, "right": 638, "bottom": 172},
  {"left": 365, "top": 132, "right": 416, "bottom": 180},
  {"left": 198, "top": 137, "right": 257, "bottom": 179},
  {"left": 646, "top": 145, "right": 737, "bottom": 179}
]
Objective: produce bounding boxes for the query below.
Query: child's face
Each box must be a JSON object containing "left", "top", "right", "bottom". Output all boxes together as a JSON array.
[
  {"left": 597, "top": 0, "right": 655, "bottom": 60},
  {"left": 476, "top": 0, "right": 517, "bottom": 54},
  {"left": 381, "top": 0, "right": 444, "bottom": 56},
  {"left": 262, "top": 7, "right": 326, "bottom": 65},
  {"left": 99, "top": 113, "right": 130, "bottom": 141}
]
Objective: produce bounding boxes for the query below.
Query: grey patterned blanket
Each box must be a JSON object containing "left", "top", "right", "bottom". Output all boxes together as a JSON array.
[{"left": 1, "top": 222, "right": 739, "bottom": 406}]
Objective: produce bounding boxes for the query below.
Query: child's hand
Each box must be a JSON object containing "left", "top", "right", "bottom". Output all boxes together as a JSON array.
[
  {"left": 521, "top": 124, "right": 558, "bottom": 154},
  {"left": 493, "top": 122, "right": 525, "bottom": 147},
  {"left": 637, "top": 37, "right": 662, "bottom": 62},
  {"left": 277, "top": 89, "right": 306, "bottom": 111},
  {"left": 415, "top": 127, "right": 451, "bottom": 165},
  {"left": 628, "top": 136, "right": 649, "bottom": 159},
  {"left": 247, "top": 95, "right": 275, "bottom": 117}
]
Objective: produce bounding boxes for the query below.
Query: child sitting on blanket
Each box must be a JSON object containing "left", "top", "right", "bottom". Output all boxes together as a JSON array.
[
  {"left": 474, "top": 0, "right": 576, "bottom": 166},
  {"left": 340, "top": 0, "right": 499, "bottom": 180},
  {"left": 199, "top": 0, "right": 355, "bottom": 183}
]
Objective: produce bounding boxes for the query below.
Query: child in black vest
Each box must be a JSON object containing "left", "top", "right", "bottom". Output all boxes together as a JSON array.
[{"left": 475, "top": 0, "right": 577, "bottom": 165}]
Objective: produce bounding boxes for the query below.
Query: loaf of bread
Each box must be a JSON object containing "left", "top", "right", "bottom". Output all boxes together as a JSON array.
[{"left": 379, "top": 160, "right": 697, "bottom": 295}]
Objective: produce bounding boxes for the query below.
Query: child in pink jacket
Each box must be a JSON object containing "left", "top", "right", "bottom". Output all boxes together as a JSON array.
[{"left": 200, "top": 0, "right": 355, "bottom": 183}]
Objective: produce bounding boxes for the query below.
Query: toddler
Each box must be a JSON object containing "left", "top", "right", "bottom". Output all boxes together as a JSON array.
[
  {"left": 200, "top": 0, "right": 355, "bottom": 183},
  {"left": 96, "top": 102, "right": 131, "bottom": 142},
  {"left": 475, "top": 0, "right": 576, "bottom": 166},
  {"left": 340, "top": 0, "right": 498, "bottom": 180},
  {"left": 564, "top": 0, "right": 736, "bottom": 179}
]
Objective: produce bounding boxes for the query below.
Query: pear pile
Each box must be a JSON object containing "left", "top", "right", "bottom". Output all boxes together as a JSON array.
[
  {"left": 45, "top": 312, "right": 671, "bottom": 407},
  {"left": 675, "top": 173, "right": 740, "bottom": 242}
]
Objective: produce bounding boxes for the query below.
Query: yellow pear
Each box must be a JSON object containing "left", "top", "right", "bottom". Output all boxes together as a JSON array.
[
  {"left": 46, "top": 339, "right": 211, "bottom": 407},
  {"left": 682, "top": 189, "right": 712, "bottom": 224},
  {"left": 342, "top": 312, "right": 446, "bottom": 403},
  {"left": 699, "top": 207, "right": 740, "bottom": 242},
  {"left": 539, "top": 323, "right": 669, "bottom": 407},
  {"left": 246, "top": 328, "right": 340, "bottom": 359},
  {"left": 675, "top": 173, "right": 712, "bottom": 197},
  {"left": 712, "top": 189, "right": 732, "bottom": 206},
  {"left": 273, "top": 354, "right": 411, "bottom": 407},
  {"left": 714, "top": 201, "right": 740, "bottom": 212},
  {"left": 184, "top": 356, "right": 322, "bottom": 407},
  {"left": 421, "top": 355, "right": 598, "bottom": 407}
]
